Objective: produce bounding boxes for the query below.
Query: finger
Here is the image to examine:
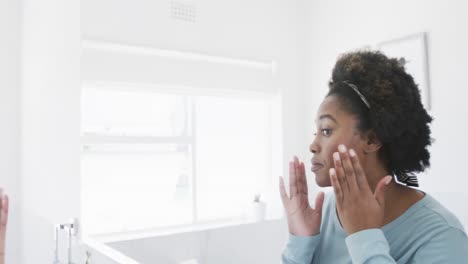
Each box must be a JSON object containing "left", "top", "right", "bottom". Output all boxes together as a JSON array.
[
  {"left": 279, "top": 176, "right": 289, "bottom": 206},
  {"left": 0, "top": 195, "right": 7, "bottom": 227},
  {"left": 329, "top": 168, "right": 343, "bottom": 202},
  {"left": 333, "top": 152, "right": 349, "bottom": 194},
  {"left": 299, "top": 162, "right": 309, "bottom": 195},
  {"left": 349, "top": 148, "right": 370, "bottom": 191},
  {"left": 295, "top": 158, "right": 303, "bottom": 195},
  {"left": 0, "top": 191, "right": 3, "bottom": 230},
  {"left": 314, "top": 191, "right": 325, "bottom": 214},
  {"left": 289, "top": 160, "right": 299, "bottom": 197},
  {"left": 338, "top": 145, "right": 359, "bottom": 192},
  {"left": 295, "top": 157, "right": 310, "bottom": 196},
  {"left": 0, "top": 194, "right": 7, "bottom": 258},
  {"left": 374, "top": 176, "right": 392, "bottom": 207}
]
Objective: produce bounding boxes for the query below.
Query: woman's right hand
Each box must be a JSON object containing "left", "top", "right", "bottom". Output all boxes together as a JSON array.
[{"left": 279, "top": 156, "right": 324, "bottom": 236}]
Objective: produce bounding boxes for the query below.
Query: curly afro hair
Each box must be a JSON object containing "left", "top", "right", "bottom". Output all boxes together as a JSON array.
[{"left": 327, "top": 50, "right": 433, "bottom": 187}]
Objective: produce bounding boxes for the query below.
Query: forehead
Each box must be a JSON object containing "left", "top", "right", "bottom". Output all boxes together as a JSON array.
[{"left": 316, "top": 96, "right": 357, "bottom": 124}]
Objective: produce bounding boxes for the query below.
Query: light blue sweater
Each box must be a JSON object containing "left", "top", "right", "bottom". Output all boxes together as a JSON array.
[{"left": 282, "top": 192, "right": 468, "bottom": 264}]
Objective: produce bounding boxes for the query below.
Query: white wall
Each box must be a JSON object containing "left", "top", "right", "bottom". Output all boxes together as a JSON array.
[
  {"left": 21, "top": 0, "right": 81, "bottom": 263},
  {"left": 303, "top": 0, "right": 468, "bottom": 228},
  {"left": 0, "top": 0, "right": 21, "bottom": 263}
]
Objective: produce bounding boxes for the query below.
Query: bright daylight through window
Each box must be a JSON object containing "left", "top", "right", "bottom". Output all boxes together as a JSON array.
[{"left": 81, "top": 86, "right": 277, "bottom": 235}]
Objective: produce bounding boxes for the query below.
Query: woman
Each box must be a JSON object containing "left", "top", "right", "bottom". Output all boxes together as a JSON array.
[
  {"left": 0, "top": 189, "right": 8, "bottom": 264},
  {"left": 280, "top": 51, "right": 468, "bottom": 263}
]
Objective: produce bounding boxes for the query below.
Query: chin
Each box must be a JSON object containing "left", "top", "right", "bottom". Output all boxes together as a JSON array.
[{"left": 314, "top": 171, "right": 331, "bottom": 187}]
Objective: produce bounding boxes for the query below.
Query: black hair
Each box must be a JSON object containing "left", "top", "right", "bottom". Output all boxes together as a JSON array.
[{"left": 327, "top": 50, "right": 433, "bottom": 187}]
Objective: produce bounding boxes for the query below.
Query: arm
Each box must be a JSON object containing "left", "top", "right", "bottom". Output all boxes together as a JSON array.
[
  {"left": 281, "top": 234, "right": 320, "bottom": 264},
  {"left": 345, "top": 229, "right": 396, "bottom": 264}
]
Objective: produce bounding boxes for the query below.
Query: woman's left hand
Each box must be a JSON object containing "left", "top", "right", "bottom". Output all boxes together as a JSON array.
[{"left": 330, "top": 144, "right": 393, "bottom": 235}]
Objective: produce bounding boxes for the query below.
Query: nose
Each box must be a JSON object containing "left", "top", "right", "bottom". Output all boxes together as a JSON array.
[{"left": 309, "top": 137, "right": 319, "bottom": 154}]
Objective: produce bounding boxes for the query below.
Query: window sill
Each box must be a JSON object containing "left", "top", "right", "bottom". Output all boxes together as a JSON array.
[
  {"left": 83, "top": 236, "right": 140, "bottom": 264},
  {"left": 88, "top": 215, "right": 285, "bottom": 244}
]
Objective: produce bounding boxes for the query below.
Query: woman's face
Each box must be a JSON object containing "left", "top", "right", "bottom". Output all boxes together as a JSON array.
[{"left": 310, "top": 95, "right": 367, "bottom": 187}]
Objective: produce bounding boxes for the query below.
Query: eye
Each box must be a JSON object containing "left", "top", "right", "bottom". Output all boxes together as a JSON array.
[{"left": 321, "top": 128, "right": 332, "bottom": 137}]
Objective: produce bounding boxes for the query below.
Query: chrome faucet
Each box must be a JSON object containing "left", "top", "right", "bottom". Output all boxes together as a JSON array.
[{"left": 54, "top": 218, "right": 78, "bottom": 264}]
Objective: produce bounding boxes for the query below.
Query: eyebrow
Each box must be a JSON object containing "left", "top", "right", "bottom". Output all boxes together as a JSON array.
[{"left": 317, "top": 114, "right": 338, "bottom": 124}]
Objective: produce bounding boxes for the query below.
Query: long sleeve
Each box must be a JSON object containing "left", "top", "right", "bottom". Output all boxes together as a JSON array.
[
  {"left": 345, "top": 229, "right": 396, "bottom": 264},
  {"left": 281, "top": 234, "right": 320, "bottom": 264}
]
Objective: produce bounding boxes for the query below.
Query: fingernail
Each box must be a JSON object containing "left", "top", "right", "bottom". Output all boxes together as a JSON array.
[
  {"left": 385, "top": 176, "right": 392, "bottom": 185},
  {"left": 333, "top": 152, "right": 340, "bottom": 161},
  {"left": 329, "top": 168, "right": 336, "bottom": 176},
  {"left": 349, "top": 149, "right": 356, "bottom": 157},
  {"left": 338, "top": 144, "right": 347, "bottom": 153}
]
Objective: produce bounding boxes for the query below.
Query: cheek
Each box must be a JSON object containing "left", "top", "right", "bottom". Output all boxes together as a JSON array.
[
  {"left": 322, "top": 142, "right": 340, "bottom": 168},
  {"left": 323, "top": 139, "right": 360, "bottom": 168}
]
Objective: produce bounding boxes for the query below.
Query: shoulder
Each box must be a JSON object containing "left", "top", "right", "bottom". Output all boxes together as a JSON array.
[
  {"left": 417, "top": 194, "right": 465, "bottom": 233},
  {"left": 405, "top": 194, "right": 468, "bottom": 262},
  {"left": 422, "top": 194, "right": 465, "bottom": 231},
  {"left": 392, "top": 193, "right": 466, "bottom": 241},
  {"left": 414, "top": 225, "right": 468, "bottom": 262}
]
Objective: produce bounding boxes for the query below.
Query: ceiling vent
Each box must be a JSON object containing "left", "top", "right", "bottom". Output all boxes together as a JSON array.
[{"left": 171, "top": 0, "right": 196, "bottom": 23}]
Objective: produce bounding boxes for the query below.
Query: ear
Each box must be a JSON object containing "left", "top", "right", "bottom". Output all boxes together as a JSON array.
[{"left": 363, "top": 130, "right": 382, "bottom": 154}]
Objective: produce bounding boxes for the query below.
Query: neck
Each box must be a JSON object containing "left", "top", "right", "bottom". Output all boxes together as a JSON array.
[
  {"left": 364, "top": 161, "right": 425, "bottom": 225},
  {"left": 383, "top": 182, "right": 424, "bottom": 224}
]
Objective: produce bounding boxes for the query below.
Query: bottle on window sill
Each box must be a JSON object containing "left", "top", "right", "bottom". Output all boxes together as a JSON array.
[{"left": 251, "top": 194, "right": 266, "bottom": 222}]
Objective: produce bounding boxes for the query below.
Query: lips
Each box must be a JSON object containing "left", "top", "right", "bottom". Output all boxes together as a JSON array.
[
  {"left": 311, "top": 160, "right": 324, "bottom": 172},
  {"left": 311, "top": 165, "right": 324, "bottom": 172}
]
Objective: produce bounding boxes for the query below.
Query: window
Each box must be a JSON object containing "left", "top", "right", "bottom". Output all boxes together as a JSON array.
[{"left": 81, "top": 85, "right": 280, "bottom": 235}]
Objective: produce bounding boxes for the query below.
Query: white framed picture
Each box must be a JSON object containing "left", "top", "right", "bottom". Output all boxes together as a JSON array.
[{"left": 377, "top": 32, "right": 431, "bottom": 110}]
